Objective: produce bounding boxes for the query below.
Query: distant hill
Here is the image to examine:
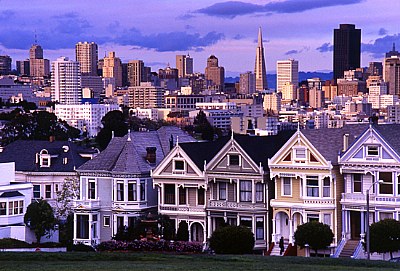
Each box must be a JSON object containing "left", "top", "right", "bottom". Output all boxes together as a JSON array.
[{"left": 225, "top": 71, "right": 333, "bottom": 90}]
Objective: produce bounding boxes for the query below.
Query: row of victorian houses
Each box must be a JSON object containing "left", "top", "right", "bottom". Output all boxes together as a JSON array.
[{"left": 1, "top": 124, "right": 400, "bottom": 259}]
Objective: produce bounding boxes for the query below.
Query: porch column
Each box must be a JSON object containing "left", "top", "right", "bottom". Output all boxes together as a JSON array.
[
  {"left": 341, "top": 209, "right": 346, "bottom": 239},
  {"left": 271, "top": 218, "right": 276, "bottom": 243},
  {"left": 289, "top": 219, "right": 293, "bottom": 244},
  {"left": 207, "top": 215, "right": 212, "bottom": 238},
  {"left": 73, "top": 213, "right": 77, "bottom": 242},
  {"left": 88, "top": 214, "right": 93, "bottom": 242},
  {"left": 360, "top": 211, "right": 365, "bottom": 242}
]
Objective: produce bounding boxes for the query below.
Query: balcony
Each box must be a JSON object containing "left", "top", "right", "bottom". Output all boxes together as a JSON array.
[
  {"left": 208, "top": 200, "right": 266, "bottom": 210},
  {"left": 159, "top": 205, "right": 205, "bottom": 213},
  {"left": 73, "top": 199, "right": 101, "bottom": 210},
  {"left": 303, "top": 198, "right": 334, "bottom": 205},
  {"left": 341, "top": 193, "right": 400, "bottom": 206},
  {"left": 112, "top": 202, "right": 148, "bottom": 211}
]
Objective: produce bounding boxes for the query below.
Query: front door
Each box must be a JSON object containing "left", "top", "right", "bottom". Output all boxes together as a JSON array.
[{"left": 350, "top": 211, "right": 361, "bottom": 240}]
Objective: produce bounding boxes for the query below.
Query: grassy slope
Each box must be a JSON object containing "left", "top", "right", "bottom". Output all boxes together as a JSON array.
[{"left": 0, "top": 252, "right": 398, "bottom": 271}]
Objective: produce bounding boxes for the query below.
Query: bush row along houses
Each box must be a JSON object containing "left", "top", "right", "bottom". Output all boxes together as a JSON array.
[{"left": 2, "top": 124, "right": 400, "bottom": 259}]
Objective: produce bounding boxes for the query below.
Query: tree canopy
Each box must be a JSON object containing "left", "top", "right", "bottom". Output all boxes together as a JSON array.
[
  {"left": 95, "top": 110, "right": 128, "bottom": 150},
  {"left": 369, "top": 218, "right": 400, "bottom": 259},
  {"left": 24, "top": 199, "right": 56, "bottom": 244},
  {"left": 209, "top": 225, "right": 254, "bottom": 254},
  {"left": 193, "top": 110, "right": 215, "bottom": 141},
  {"left": 294, "top": 221, "right": 334, "bottom": 256}
]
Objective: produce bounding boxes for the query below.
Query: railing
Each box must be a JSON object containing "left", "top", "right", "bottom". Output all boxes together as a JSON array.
[
  {"left": 342, "top": 193, "right": 400, "bottom": 204},
  {"left": 73, "top": 199, "right": 101, "bottom": 209},
  {"left": 351, "top": 241, "right": 364, "bottom": 259},
  {"left": 208, "top": 200, "right": 266, "bottom": 209},
  {"left": 112, "top": 202, "right": 147, "bottom": 210},
  {"left": 331, "top": 238, "right": 346, "bottom": 258},
  {"left": 159, "top": 205, "right": 205, "bottom": 213},
  {"left": 303, "top": 199, "right": 334, "bottom": 205}
]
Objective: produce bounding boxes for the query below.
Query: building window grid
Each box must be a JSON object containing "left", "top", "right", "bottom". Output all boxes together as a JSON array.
[
  {"left": 306, "top": 176, "right": 319, "bottom": 197},
  {"left": 240, "top": 180, "right": 252, "bottom": 202},
  {"left": 283, "top": 177, "right": 291, "bottom": 196}
]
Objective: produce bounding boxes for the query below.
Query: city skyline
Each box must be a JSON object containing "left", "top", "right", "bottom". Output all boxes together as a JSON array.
[{"left": 0, "top": 0, "right": 399, "bottom": 76}]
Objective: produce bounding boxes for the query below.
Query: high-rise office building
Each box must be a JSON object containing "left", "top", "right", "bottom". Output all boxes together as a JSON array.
[
  {"left": 128, "top": 60, "right": 145, "bottom": 87},
  {"left": 29, "top": 44, "right": 50, "bottom": 78},
  {"left": 384, "top": 56, "right": 400, "bottom": 96},
  {"left": 205, "top": 55, "right": 225, "bottom": 91},
  {"left": 103, "top": 52, "right": 123, "bottom": 87},
  {"left": 51, "top": 57, "right": 82, "bottom": 105},
  {"left": 0, "top": 56, "right": 12, "bottom": 75},
  {"left": 176, "top": 54, "right": 193, "bottom": 78},
  {"left": 255, "top": 27, "right": 268, "bottom": 91},
  {"left": 368, "top": 62, "right": 383, "bottom": 77},
  {"left": 333, "top": 24, "right": 361, "bottom": 81},
  {"left": 239, "top": 71, "right": 256, "bottom": 95},
  {"left": 128, "top": 82, "right": 165, "bottom": 109},
  {"left": 276, "top": 59, "right": 298, "bottom": 93},
  {"left": 16, "top": 60, "right": 30, "bottom": 76},
  {"left": 75, "top": 42, "right": 98, "bottom": 76}
]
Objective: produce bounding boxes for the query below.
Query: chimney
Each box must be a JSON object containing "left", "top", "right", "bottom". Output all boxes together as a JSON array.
[
  {"left": 146, "top": 147, "right": 157, "bottom": 164},
  {"left": 49, "top": 135, "right": 55, "bottom": 143},
  {"left": 343, "top": 134, "right": 349, "bottom": 152}
]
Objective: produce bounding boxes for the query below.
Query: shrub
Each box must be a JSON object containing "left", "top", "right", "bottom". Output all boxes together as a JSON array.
[
  {"left": 209, "top": 226, "right": 254, "bottom": 254},
  {"left": 0, "top": 238, "right": 29, "bottom": 249},
  {"left": 176, "top": 221, "right": 189, "bottom": 241},
  {"left": 96, "top": 240, "right": 203, "bottom": 253},
  {"left": 294, "top": 221, "right": 334, "bottom": 255},
  {"left": 70, "top": 243, "right": 95, "bottom": 252}
]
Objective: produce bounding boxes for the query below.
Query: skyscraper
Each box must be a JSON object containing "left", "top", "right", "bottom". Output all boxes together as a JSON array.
[
  {"left": 205, "top": 55, "right": 224, "bottom": 91},
  {"left": 51, "top": 57, "right": 82, "bottom": 105},
  {"left": 103, "top": 52, "right": 123, "bottom": 87},
  {"left": 0, "top": 55, "right": 12, "bottom": 75},
  {"left": 255, "top": 27, "right": 268, "bottom": 91},
  {"left": 333, "top": 24, "right": 361, "bottom": 81},
  {"left": 75, "top": 42, "right": 98, "bottom": 76},
  {"left": 176, "top": 54, "right": 193, "bottom": 78},
  {"left": 276, "top": 59, "right": 299, "bottom": 93},
  {"left": 29, "top": 44, "right": 50, "bottom": 78},
  {"left": 383, "top": 45, "right": 400, "bottom": 95},
  {"left": 239, "top": 71, "right": 256, "bottom": 95},
  {"left": 127, "top": 60, "right": 145, "bottom": 87}
]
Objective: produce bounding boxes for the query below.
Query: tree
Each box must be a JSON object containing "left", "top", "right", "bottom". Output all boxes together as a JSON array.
[
  {"left": 193, "top": 110, "right": 214, "bottom": 141},
  {"left": 55, "top": 177, "right": 79, "bottom": 220},
  {"left": 369, "top": 218, "right": 400, "bottom": 259},
  {"left": 176, "top": 221, "right": 189, "bottom": 241},
  {"left": 96, "top": 110, "right": 128, "bottom": 150},
  {"left": 24, "top": 199, "right": 56, "bottom": 244},
  {"left": 209, "top": 226, "right": 254, "bottom": 254},
  {"left": 294, "top": 221, "right": 334, "bottom": 256}
]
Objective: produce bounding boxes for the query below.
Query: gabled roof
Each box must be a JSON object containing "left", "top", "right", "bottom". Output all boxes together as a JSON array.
[
  {"left": 179, "top": 130, "right": 295, "bottom": 170},
  {"left": 0, "top": 140, "right": 93, "bottom": 172},
  {"left": 78, "top": 127, "right": 195, "bottom": 175},
  {"left": 302, "top": 124, "right": 368, "bottom": 165},
  {"left": 373, "top": 124, "right": 400, "bottom": 155}
]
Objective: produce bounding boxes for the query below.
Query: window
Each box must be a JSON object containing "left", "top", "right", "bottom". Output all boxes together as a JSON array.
[
  {"left": 379, "top": 212, "right": 393, "bottom": 220},
  {"left": 140, "top": 181, "right": 146, "bottom": 201},
  {"left": 8, "top": 201, "right": 13, "bottom": 215},
  {"left": 218, "top": 182, "right": 227, "bottom": 200},
  {"left": 45, "top": 185, "right": 51, "bottom": 199},
  {"left": 229, "top": 155, "right": 240, "bottom": 166},
  {"left": 117, "top": 182, "right": 124, "bottom": 201},
  {"left": 306, "top": 176, "right": 319, "bottom": 197},
  {"left": 88, "top": 179, "right": 96, "bottom": 199},
  {"left": 323, "top": 214, "right": 331, "bottom": 226},
  {"left": 256, "top": 217, "right": 264, "bottom": 240},
  {"left": 179, "top": 187, "right": 186, "bottom": 205},
  {"left": 323, "top": 178, "right": 330, "bottom": 197},
  {"left": 240, "top": 180, "right": 252, "bottom": 202},
  {"left": 164, "top": 184, "right": 175, "bottom": 204},
  {"left": 77, "top": 215, "right": 89, "bottom": 239},
  {"left": 256, "top": 183, "right": 263, "bottom": 202},
  {"left": 33, "top": 185, "right": 41, "bottom": 199},
  {"left": 367, "top": 145, "right": 379, "bottom": 156},
  {"left": 240, "top": 216, "right": 252, "bottom": 228},
  {"left": 295, "top": 148, "right": 306, "bottom": 159},
  {"left": 19, "top": 200, "right": 23, "bottom": 214},
  {"left": 353, "top": 174, "right": 362, "bottom": 193},
  {"left": 227, "top": 217, "right": 237, "bottom": 226},
  {"left": 13, "top": 201, "right": 18, "bottom": 214},
  {"left": 283, "top": 177, "right": 291, "bottom": 196},
  {"left": 198, "top": 188, "right": 205, "bottom": 205},
  {"left": 0, "top": 202, "right": 6, "bottom": 216},
  {"left": 379, "top": 172, "right": 393, "bottom": 195},
  {"left": 174, "top": 160, "right": 185, "bottom": 171},
  {"left": 117, "top": 216, "right": 124, "bottom": 231},
  {"left": 128, "top": 182, "right": 137, "bottom": 201},
  {"left": 307, "top": 213, "right": 319, "bottom": 222}
]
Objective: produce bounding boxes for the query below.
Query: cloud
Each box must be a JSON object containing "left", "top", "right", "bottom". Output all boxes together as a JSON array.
[
  {"left": 195, "top": 0, "right": 365, "bottom": 18},
  {"left": 362, "top": 33, "right": 400, "bottom": 58},
  {"left": 285, "top": 49, "right": 300, "bottom": 55},
  {"left": 317, "top": 42, "right": 333, "bottom": 53},
  {"left": 378, "top": 28, "right": 388, "bottom": 36},
  {"left": 0, "top": 10, "right": 15, "bottom": 21},
  {"left": 114, "top": 28, "right": 225, "bottom": 52},
  {"left": 233, "top": 34, "right": 245, "bottom": 40}
]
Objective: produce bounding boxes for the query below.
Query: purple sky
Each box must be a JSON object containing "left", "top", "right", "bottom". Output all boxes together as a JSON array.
[{"left": 0, "top": 0, "right": 399, "bottom": 76}]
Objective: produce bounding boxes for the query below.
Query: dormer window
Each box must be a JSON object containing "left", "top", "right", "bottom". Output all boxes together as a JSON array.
[
  {"left": 39, "top": 149, "right": 51, "bottom": 167},
  {"left": 367, "top": 145, "right": 379, "bottom": 156},
  {"left": 294, "top": 147, "right": 306, "bottom": 163},
  {"left": 229, "top": 154, "right": 240, "bottom": 166}
]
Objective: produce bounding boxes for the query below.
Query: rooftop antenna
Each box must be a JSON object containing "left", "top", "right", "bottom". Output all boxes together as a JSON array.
[
  {"left": 34, "top": 30, "right": 38, "bottom": 45},
  {"left": 393, "top": 42, "right": 396, "bottom": 52}
]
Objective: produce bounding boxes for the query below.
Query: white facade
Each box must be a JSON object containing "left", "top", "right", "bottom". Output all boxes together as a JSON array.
[
  {"left": 277, "top": 59, "right": 299, "bottom": 93},
  {"left": 129, "top": 107, "right": 160, "bottom": 121},
  {"left": 51, "top": 57, "right": 82, "bottom": 105},
  {"left": 54, "top": 103, "right": 120, "bottom": 137}
]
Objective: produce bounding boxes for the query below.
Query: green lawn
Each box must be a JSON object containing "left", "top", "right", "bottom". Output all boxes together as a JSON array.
[{"left": 0, "top": 252, "right": 398, "bottom": 271}]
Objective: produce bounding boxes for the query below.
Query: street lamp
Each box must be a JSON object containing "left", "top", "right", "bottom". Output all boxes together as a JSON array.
[{"left": 366, "top": 179, "right": 382, "bottom": 260}]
